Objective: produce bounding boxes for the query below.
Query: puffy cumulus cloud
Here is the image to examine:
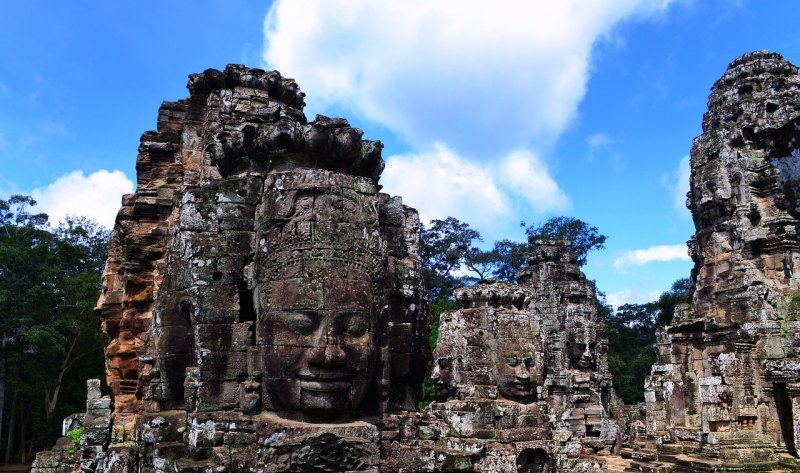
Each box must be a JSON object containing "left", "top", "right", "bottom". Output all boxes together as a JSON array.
[
  {"left": 30, "top": 170, "right": 134, "bottom": 228},
  {"left": 613, "top": 244, "right": 689, "bottom": 270},
  {"left": 499, "top": 150, "right": 571, "bottom": 214},
  {"left": 606, "top": 288, "right": 661, "bottom": 309},
  {"left": 381, "top": 144, "right": 570, "bottom": 240},
  {"left": 381, "top": 143, "right": 511, "bottom": 227},
  {"left": 663, "top": 155, "right": 691, "bottom": 216},
  {"left": 263, "top": 0, "right": 674, "bottom": 155}
]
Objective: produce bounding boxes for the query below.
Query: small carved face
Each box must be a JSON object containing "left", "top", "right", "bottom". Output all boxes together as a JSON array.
[
  {"left": 431, "top": 357, "right": 456, "bottom": 401},
  {"left": 568, "top": 333, "right": 596, "bottom": 371},
  {"left": 259, "top": 276, "right": 379, "bottom": 415},
  {"left": 496, "top": 352, "right": 537, "bottom": 402}
]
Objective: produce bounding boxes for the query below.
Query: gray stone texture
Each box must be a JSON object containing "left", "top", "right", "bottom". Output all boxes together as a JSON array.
[
  {"left": 632, "top": 51, "right": 800, "bottom": 472},
  {"left": 34, "top": 50, "right": 800, "bottom": 473}
]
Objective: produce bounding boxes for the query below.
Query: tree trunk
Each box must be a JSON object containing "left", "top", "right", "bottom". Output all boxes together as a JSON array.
[
  {"left": 17, "top": 401, "right": 25, "bottom": 464},
  {"left": 4, "top": 392, "right": 16, "bottom": 465},
  {"left": 25, "top": 430, "right": 34, "bottom": 464},
  {"left": 44, "top": 332, "right": 81, "bottom": 420}
]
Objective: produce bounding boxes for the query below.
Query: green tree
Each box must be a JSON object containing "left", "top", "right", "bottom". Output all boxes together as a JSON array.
[
  {"left": 491, "top": 217, "right": 607, "bottom": 281},
  {"left": 655, "top": 277, "right": 694, "bottom": 326},
  {"left": 604, "top": 278, "right": 694, "bottom": 404},
  {"left": 488, "top": 239, "right": 528, "bottom": 282},
  {"left": 420, "top": 217, "right": 482, "bottom": 300},
  {"left": 521, "top": 217, "right": 607, "bottom": 266},
  {"left": 605, "top": 302, "right": 658, "bottom": 403},
  {"left": 0, "top": 196, "right": 108, "bottom": 462}
]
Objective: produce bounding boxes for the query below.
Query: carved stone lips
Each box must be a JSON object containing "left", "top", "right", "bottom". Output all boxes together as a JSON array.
[
  {"left": 299, "top": 380, "right": 351, "bottom": 392},
  {"left": 512, "top": 381, "right": 532, "bottom": 391},
  {"left": 297, "top": 372, "right": 352, "bottom": 391}
]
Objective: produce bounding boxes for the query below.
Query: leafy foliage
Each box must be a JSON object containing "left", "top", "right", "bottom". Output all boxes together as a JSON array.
[
  {"left": 420, "top": 217, "right": 482, "bottom": 300},
  {"left": 486, "top": 239, "right": 528, "bottom": 283},
  {"left": 604, "top": 278, "right": 694, "bottom": 403},
  {"left": 522, "top": 217, "right": 607, "bottom": 266},
  {"left": 65, "top": 426, "right": 84, "bottom": 454},
  {"left": 0, "top": 196, "right": 108, "bottom": 461}
]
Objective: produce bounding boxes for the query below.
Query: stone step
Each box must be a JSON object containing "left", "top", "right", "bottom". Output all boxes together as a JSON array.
[
  {"left": 626, "top": 461, "right": 677, "bottom": 473},
  {"left": 604, "top": 455, "right": 634, "bottom": 473},
  {"left": 0, "top": 466, "right": 31, "bottom": 473}
]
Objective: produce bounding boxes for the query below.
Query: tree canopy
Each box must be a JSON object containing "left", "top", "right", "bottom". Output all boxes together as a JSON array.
[
  {"left": 420, "top": 216, "right": 609, "bottom": 294},
  {"left": 604, "top": 277, "right": 694, "bottom": 403},
  {"left": 417, "top": 214, "right": 691, "bottom": 406},
  {"left": 420, "top": 217, "right": 483, "bottom": 300},
  {"left": 486, "top": 217, "right": 607, "bottom": 283},
  {"left": 0, "top": 196, "right": 108, "bottom": 463}
]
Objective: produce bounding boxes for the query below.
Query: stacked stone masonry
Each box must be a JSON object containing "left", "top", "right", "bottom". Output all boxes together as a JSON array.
[
  {"left": 630, "top": 51, "right": 800, "bottom": 472},
  {"left": 32, "top": 50, "right": 800, "bottom": 472}
]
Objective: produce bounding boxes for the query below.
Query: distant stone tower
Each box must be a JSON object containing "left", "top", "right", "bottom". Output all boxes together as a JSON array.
[{"left": 517, "top": 241, "right": 616, "bottom": 450}]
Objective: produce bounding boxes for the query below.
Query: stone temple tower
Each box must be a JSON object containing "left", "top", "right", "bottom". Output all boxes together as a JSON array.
[{"left": 637, "top": 51, "right": 800, "bottom": 472}]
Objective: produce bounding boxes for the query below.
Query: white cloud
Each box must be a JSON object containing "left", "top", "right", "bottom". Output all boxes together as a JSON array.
[
  {"left": 613, "top": 244, "right": 689, "bottom": 269},
  {"left": 263, "top": 0, "right": 674, "bottom": 155},
  {"left": 381, "top": 144, "right": 570, "bottom": 236},
  {"left": 585, "top": 132, "right": 623, "bottom": 168},
  {"left": 499, "top": 150, "right": 571, "bottom": 214},
  {"left": 587, "top": 132, "right": 612, "bottom": 149},
  {"left": 663, "top": 155, "right": 690, "bottom": 216},
  {"left": 606, "top": 288, "right": 661, "bottom": 309},
  {"left": 381, "top": 143, "right": 511, "bottom": 227},
  {"left": 30, "top": 170, "right": 134, "bottom": 228}
]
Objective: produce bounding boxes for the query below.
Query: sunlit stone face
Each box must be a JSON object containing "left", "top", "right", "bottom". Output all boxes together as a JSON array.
[
  {"left": 496, "top": 352, "right": 537, "bottom": 402},
  {"left": 431, "top": 357, "right": 456, "bottom": 402},
  {"left": 258, "top": 273, "right": 379, "bottom": 415},
  {"left": 568, "top": 330, "right": 596, "bottom": 371}
]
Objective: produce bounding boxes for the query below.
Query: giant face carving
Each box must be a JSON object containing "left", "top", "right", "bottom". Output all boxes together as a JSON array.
[
  {"left": 568, "top": 328, "right": 596, "bottom": 371},
  {"left": 257, "top": 259, "right": 383, "bottom": 416},
  {"left": 431, "top": 357, "right": 457, "bottom": 402},
  {"left": 496, "top": 351, "right": 538, "bottom": 402}
]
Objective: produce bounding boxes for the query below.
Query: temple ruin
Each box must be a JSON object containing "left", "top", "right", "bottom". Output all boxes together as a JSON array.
[
  {"left": 32, "top": 51, "right": 800, "bottom": 472},
  {"left": 627, "top": 51, "right": 800, "bottom": 472}
]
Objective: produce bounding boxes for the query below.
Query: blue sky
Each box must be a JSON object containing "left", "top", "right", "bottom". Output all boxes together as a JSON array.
[{"left": 1, "top": 0, "right": 799, "bottom": 308}]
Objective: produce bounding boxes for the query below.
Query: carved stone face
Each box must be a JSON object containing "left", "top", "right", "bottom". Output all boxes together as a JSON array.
[
  {"left": 496, "top": 352, "right": 537, "bottom": 402},
  {"left": 568, "top": 331, "right": 596, "bottom": 371},
  {"left": 431, "top": 357, "right": 456, "bottom": 402},
  {"left": 258, "top": 274, "right": 379, "bottom": 415}
]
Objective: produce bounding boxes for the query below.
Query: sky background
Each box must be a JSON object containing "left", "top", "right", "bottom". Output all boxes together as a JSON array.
[{"left": 1, "top": 0, "right": 799, "bottom": 308}]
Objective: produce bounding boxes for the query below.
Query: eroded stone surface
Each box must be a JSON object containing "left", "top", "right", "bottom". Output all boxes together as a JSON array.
[
  {"left": 384, "top": 246, "right": 616, "bottom": 472},
  {"left": 36, "top": 51, "right": 800, "bottom": 472},
  {"left": 34, "top": 65, "right": 429, "bottom": 472},
  {"left": 634, "top": 51, "right": 800, "bottom": 472}
]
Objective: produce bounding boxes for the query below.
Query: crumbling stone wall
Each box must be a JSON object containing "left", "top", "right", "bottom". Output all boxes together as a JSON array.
[
  {"left": 517, "top": 241, "right": 616, "bottom": 451},
  {"left": 638, "top": 51, "right": 800, "bottom": 472},
  {"left": 34, "top": 65, "right": 430, "bottom": 472},
  {"left": 382, "top": 244, "right": 617, "bottom": 472}
]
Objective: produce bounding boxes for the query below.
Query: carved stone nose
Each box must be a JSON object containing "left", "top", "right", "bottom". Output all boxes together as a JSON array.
[{"left": 323, "top": 342, "right": 347, "bottom": 365}]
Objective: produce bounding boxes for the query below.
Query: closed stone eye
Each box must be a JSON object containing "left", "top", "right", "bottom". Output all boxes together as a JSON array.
[
  {"left": 280, "top": 311, "right": 320, "bottom": 335},
  {"left": 335, "top": 311, "right": 369, "bottom": 337}
]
